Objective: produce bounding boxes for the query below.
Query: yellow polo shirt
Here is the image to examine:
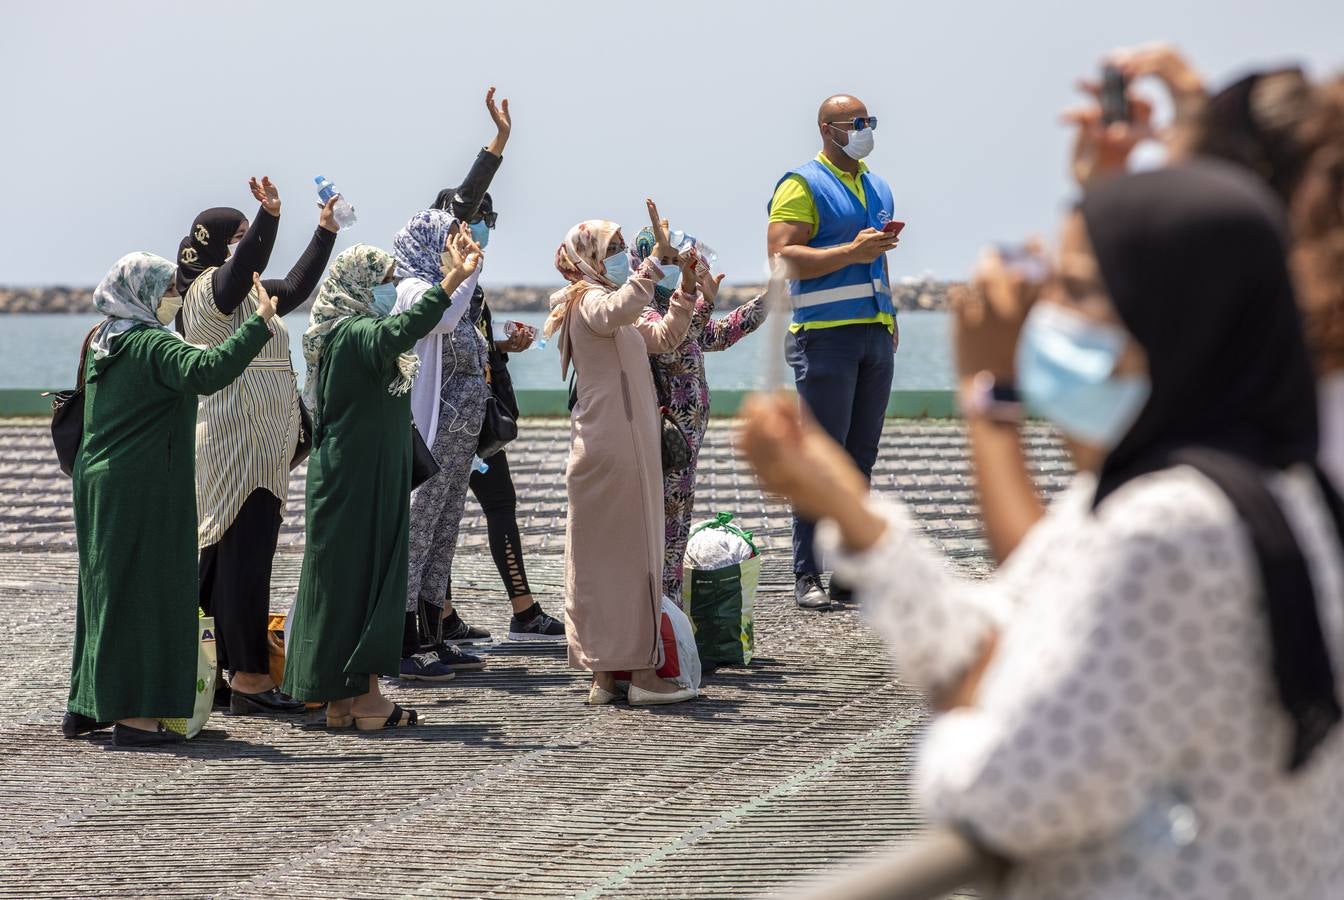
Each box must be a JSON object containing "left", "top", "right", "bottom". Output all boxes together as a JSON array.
[{"left": 769, "top": 153, "right": 895, "bottom": 332}]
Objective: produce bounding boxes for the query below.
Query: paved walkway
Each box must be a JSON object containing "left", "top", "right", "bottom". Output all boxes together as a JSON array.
[{"left": 0, "top": 420, "right": 1070, "bottom": 898}]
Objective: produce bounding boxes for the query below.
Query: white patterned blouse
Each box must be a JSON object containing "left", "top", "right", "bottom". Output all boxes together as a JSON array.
[{"left": 819, "top": 467, "right": 1344, "bottom": 899}]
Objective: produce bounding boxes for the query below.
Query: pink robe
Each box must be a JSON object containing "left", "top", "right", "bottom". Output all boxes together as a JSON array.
[{"left": 558, "top": 268, "right": 695, "bottom": 671}]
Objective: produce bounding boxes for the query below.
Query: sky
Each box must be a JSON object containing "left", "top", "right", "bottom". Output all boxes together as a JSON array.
[{"left": 1, "top": 0, "right": 1342, "bottom": 287}]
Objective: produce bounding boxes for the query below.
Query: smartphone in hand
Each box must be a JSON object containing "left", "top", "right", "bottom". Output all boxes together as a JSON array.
[
  {"left": 882, "top": 220, "right": 906, "bottom": 237},
  {"left": 1100, "top": 65, "right": 1131, "bottom": 124}
]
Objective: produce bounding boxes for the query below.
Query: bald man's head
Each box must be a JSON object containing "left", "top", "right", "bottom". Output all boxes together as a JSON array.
[{"left": 818, "top": 94, "right": 867, "bottom": 125}]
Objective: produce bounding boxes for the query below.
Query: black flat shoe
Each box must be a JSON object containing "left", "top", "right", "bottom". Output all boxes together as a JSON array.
[
  {"left": 828, "top": 579, "right": 855, "bottom": 606},
  {"left": 230, "top": 687, "right": 306, "bottom": 715},
  {"left": 61, "top": 712, "right": 112, "bottom": 738},
  {"left": 111, "top": 723, "right": 185, "bottom": 748}
]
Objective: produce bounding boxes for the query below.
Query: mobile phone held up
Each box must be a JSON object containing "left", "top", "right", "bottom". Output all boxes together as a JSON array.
[
  {"left": 1100, "top": 64, "right": 1131, "bottom": 125},
  {"left": 882, "top": 220, "right": 906, "bottom": 237}
]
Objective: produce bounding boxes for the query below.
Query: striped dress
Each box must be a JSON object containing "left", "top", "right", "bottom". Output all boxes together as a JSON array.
[{"left": 183, "top": 268, "right": 301, "bottom": 548}]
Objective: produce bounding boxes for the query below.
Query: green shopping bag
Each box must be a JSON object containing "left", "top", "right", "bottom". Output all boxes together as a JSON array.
[
  {"left": 160, "top": 613, "right": 217, "bottom": 739},
  {"left": 681, "top": 513, "right": 760, "bottom": 667}
]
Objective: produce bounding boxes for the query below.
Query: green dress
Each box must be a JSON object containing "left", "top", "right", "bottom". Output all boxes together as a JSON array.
[
  {"left": 282, "top": 285, "right": 453, "bottom": 701},
  {"left": 68, "top": 317, "right": 273, "bottom": 721}
]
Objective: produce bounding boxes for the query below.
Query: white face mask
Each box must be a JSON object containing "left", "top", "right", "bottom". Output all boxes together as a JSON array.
[
  {"left": 157, "top": 294, "right": 183, "bottom": 325},
  {"left": 838, "top": 125, "right": 875, "bottom": 161}
]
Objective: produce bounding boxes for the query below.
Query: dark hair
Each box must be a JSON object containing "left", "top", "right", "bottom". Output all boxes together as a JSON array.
[
  {"left": 1289, "top": 77, "right": 1344, "bottom": 371},
  {"left": 1193, "top": 68, "right": 1316, "bottom": 206}
]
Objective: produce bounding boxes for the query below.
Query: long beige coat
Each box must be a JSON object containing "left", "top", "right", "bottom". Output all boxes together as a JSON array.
[{"left": 559, "top": 273, "right": 695, "bottom": 671}]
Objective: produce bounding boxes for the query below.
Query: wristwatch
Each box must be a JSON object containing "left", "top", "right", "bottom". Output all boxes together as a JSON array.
[{"left": 959, "top": 371, "right": 1023, "bottom": 424}]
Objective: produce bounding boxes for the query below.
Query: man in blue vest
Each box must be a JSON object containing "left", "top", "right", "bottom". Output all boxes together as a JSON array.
[{"left": 768, "top": 93, "right": 901, "bottom": 610}]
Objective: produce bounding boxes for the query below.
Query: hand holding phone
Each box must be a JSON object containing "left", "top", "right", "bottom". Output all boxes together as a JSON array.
[{"left": 882, "top": 220, "right": 906, "bottom": 237}]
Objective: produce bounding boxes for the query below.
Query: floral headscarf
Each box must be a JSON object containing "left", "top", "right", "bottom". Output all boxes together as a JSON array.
[
  {"left": 392, "top": 209, "right": 459, "bottom": 284},
  {"left": 544, "top": 219, "right": 622, "bottom": 339},
  {"left": 89, "top": 251, "right": 179, "bottom": 358},
  {"left": 302, "top": 244, "right": 418, "bottom": 435}
]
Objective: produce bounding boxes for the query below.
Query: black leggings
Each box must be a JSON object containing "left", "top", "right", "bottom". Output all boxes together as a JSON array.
[
  {"left": 198, "top": 487, "right": 282, "bottom": 675},
  {"left": 469, "top": 448, "right": 531, "bottom": 600}
]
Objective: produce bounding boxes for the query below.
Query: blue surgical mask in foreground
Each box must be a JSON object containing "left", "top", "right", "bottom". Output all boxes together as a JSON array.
[
  {"left": 370, "top": 282, "right": 398, "bottom": 316},
  {"left": 603, "top": 249, "right": 630, "bottom": 285},
  {"left": 469, "top": 220, "right": 491, "bottom": 249},
  {"left": 1016, "top": 303, "right": 1150, "bottom": 448}
]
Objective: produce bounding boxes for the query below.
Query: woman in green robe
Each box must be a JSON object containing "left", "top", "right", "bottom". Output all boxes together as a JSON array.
[
  {"left": 66, "top": 252, "right": 277, "bottom": 747},
  {"left": 283, "top": 234, "right": 482, "bottom": 730}
]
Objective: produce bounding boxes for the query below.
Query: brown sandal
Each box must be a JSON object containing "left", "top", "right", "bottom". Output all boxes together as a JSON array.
[{"left": 354, "top": 703, "right": 419, "bottom": 731}]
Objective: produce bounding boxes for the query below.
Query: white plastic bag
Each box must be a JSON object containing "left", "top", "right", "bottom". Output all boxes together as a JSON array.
[{"left": 660, "top": 596, "right": 702, "bottom": 692}]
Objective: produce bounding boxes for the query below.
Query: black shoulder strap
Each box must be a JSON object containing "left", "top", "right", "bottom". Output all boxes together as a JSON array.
[
  {"left": 1172, "top": 447, "right": 1343, "bottom": 771},
  {"left": 75, "top": 323, "right": 99, "bottom": 389}
]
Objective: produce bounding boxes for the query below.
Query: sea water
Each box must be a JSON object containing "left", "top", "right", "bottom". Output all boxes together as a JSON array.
[{"left": 0, "top": 310, "right": 954, "bottom": 392}]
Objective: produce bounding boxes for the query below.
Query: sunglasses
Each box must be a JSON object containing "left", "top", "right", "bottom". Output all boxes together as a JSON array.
[
  {"left": 472, "top": 210, "right": 498, "bottom": 229},
  {"left": 828, "top": 116, "right": 878, "bottom": 132}
]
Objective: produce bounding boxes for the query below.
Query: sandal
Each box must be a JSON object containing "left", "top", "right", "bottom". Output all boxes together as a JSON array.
[
  {"left": 354, "top": 703, "right": 419, "bottom": 731},
  {"left": 325, "top": 709, "right": 354, "bottom": 729}
]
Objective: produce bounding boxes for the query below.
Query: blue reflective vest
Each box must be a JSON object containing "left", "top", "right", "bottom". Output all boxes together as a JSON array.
[{"left": 770, "top": 159, "right": 896, "bottom": 326}]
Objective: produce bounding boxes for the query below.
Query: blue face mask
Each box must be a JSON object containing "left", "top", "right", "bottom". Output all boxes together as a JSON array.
[
  {"left": 1016, "top": 303, "right": 1150, "bottom": 449},
  {"left": 370, "top": 282, "right": 398, "bottom": 317},
  {"left": 603, "top": 249, "right": 630, "bottom": 285},
  {"left": 469, "top": 219, "right": 490, "bottom": 249},
  {"left": 657, "top": 261, "right": 681, "bottom": 292}
]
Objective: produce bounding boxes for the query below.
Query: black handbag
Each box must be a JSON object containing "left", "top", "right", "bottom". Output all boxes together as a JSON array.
[
  {"left": 658, "top": 407, "right": 692, "bottom": 472},
  {"left": 411, "top": 424, "right": 440, "bottom": 490},
  {"left": 290, "top": 399, "right": 313, "bottom": 470},
  {"left": 476, "top": 361, "right": 518, "bottom": 460},
  {"left": 649, "top": 357, "right": 692, "bottom": 472},
  {"left": 48, "top": 325, "right": 99, "bottom": 477}
]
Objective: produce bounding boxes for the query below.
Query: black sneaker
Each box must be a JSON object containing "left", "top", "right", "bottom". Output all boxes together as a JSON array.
[
  {"left": 399, "top": 651, "right": 457, "bottom": 682},
  {"left": 507, "top": 603, "right": 566, "bottom": 642},
  {"left": 433, "top": 643, "right": 486, "bottom": 671},
  {"left": 794, "top": 574, "right": 832, "bottom": 610},
  {"left": 441, "top": 611, "right": 492, "bottom": 645}
]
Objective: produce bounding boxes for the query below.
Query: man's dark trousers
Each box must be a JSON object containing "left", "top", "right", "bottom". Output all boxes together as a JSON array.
[{"left": 785, "top": 321, "right": 894, "bottom": 577}]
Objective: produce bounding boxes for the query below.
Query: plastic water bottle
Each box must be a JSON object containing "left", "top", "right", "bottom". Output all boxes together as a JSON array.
[
  {"left": 314, "top": 176, "right": 357, "bottom": 229},
  {"left": 669, "top": 229, "right": 718, "bottom": 268},
  {"left": 472, "top": 455, "right": 489, "bottom": 475},
  {"left": 535, "top": 335, "right": 548, "bottom": 350}
]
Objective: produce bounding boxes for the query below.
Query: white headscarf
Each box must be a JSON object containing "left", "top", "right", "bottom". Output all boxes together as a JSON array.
[{"left": 89, "top": 252, "right": 179, "bottom": 358}]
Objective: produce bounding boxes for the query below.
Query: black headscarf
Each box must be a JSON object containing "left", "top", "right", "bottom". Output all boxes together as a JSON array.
[
  {"left": 175, "top": 207, "right": 246, "bottom": 295},
  {"left": 1083, "top": 160, "right": 1341, "bottom": 770},
  {"left": 433, "top": 187, "right": 493, "bottom": 222}
]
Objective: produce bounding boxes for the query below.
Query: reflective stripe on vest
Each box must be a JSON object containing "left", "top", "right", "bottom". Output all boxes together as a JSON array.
[{"left": 769, "top": 159, "right": 897, "bottom": 325}]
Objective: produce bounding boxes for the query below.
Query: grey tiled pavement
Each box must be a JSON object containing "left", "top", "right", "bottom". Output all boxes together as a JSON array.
[{"left": 0, "top": 419, "right": 1071, "bottom": 898}]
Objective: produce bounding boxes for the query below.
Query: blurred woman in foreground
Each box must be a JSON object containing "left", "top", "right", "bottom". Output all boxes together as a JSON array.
[{"left": 742, "top": 162, "right": 1344, "bottom": 898}]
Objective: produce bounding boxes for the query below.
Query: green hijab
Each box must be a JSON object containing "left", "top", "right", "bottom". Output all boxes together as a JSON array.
[{"left": 301, "top": 244, "right": 419, "bottom": 434}]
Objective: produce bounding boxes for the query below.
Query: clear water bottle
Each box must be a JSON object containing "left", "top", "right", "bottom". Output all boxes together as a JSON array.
[
  {"left": 472, "top": 455, "right": 489, "bottom": 475},
  {"left": 314, "top": 176, "right": 357, "bottom": 229},
  {"left": 669, "top": 229, "right": 717, "bottom": 268}
]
